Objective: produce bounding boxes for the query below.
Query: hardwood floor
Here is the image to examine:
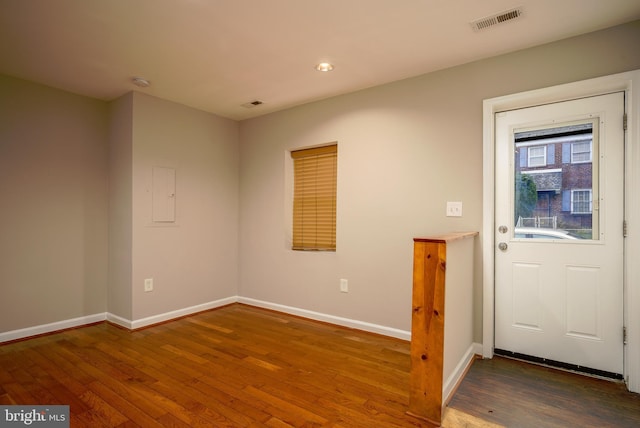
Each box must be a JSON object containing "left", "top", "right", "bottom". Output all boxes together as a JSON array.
[
  {"left": 449, "top": 355, "right": 640, "bottom": 427},
  {"left": 0, "top": 304, "right": 425, "bottom": 427},
  {"left": 1, "top": 304, "right": 639, "bottom": 427}
]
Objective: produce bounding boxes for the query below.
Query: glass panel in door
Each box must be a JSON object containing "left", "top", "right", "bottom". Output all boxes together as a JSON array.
[{"left": 513, "top": 120, "right": 598, "bottom": 240}]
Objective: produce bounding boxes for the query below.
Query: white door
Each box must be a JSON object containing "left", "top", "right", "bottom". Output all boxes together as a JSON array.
[{"left": 495, "top": 92, "right": 625, "bottom": 377}]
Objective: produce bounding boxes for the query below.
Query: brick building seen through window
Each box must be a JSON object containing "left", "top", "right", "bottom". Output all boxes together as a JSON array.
[{"left": 514, "top": 123, "right": 595, "bottom": 238}]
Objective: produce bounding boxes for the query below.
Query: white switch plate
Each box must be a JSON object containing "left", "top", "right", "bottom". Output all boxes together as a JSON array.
[
  {"left": 446, "top": 201, "right": 463, "bottom": 217},
  {"left": 340, "top": 279, "right": 348, "bottom": 293},
  {"left": 144, "top": 278, "right": 154, "bottom": 292}
]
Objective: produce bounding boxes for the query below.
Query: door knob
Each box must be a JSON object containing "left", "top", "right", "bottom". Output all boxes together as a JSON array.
[
  {"left": 498, "top": 225, "right": 508, "bottom": 234},
  {"left": 498, "top": 242, "right": 508, "bottom": 251}
]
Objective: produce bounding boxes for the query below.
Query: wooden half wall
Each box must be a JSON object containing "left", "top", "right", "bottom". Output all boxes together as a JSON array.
[{"left": 408, "top": 232, "right": 479, "bottom": 426}]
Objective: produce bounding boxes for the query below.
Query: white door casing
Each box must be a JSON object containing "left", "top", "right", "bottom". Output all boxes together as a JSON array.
[
  {"left": 494, "top": 93, "right": 624, "bottom": 376},
  {"left": 482, "top": 69, "right": 640, "bottom": 392}
]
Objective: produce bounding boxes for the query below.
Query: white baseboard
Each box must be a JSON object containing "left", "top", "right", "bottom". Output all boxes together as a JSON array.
[
  {"left": 0, "top": 313, "right": 107, "bottom": 343},
  {"left": 126, "top": 296, "right": 238, "bottom": 330},
  {"left": 238, "top": 297, "right": 411, "bottom": 341},
  {"left": 105, "top": 312, "right": 134, "bottom": 329},
  {"left": 443, "top": 342, "right": 483, "bottom": 405},
  {"left": 0, "top": 297, "right": 238, "bottom": 342},
  {"left": 1, "top": 296, "right": 413, "bottom": 343}
]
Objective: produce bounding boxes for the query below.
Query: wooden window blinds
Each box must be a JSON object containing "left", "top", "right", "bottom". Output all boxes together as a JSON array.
[{"left": 291, "top": 144, "right": 337, "bottom": 251}]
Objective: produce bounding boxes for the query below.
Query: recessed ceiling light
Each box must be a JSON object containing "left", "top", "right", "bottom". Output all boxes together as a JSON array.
[
  {"left": 132, "top": 77, "right": 150, "bottom": 88},
  {"left": 315, "top": 62, "right": 334, "bottom": 72}
]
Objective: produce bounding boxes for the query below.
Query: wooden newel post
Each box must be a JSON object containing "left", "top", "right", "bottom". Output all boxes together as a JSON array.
[{"left": 407, "top": 232, "right": 478, "bottom": 427}]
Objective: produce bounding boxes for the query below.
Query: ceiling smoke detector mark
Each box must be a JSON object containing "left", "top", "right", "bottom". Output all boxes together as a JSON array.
[
  {"left": 132, "top": 77, "right": 150, "bottom": 88},
  {"left": 241, "top": 100, "right": 264, "bottom": 109},
  {"left": 471, "top": 7, "right": 523, "bottom": 31}
]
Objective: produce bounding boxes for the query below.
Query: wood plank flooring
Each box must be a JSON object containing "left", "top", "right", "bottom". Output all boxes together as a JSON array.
[
  {"left": 0, "top": 304, "right": 425, "bottom": 427},
  {"left": 1, "top": 303, "right": 639, "bottom": 427},
  {"left": 449, "top": 355, "right": 640, "bottom": 427}
]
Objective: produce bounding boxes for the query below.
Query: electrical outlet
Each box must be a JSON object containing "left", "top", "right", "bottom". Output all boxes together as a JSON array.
[
  {"left": 340, "top": 279, "right": 348, "bottom": 293},
  {"left": 144, "top": 278, "right": 154, "bottom": 292},
  {"left": 446, "top": 201, "right": 463, "bottom": 217}
]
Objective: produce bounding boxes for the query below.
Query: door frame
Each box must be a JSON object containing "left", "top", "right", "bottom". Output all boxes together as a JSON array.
[{"left": 482, "top": 69, "right": 640, "bottom": 392}]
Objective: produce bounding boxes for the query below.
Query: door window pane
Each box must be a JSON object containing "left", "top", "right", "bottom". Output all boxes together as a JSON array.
[{"left": 513, "top": 121, "right": 597, "bottom": 240}]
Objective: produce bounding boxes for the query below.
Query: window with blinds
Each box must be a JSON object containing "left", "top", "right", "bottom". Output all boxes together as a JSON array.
[{"left": 291, "top": 144, "right": 337, "bottom": 251}]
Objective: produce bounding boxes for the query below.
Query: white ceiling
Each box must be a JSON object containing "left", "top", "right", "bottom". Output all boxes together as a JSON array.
[{"left": 1, "top": 0, "right": 639, "bottom": 121}]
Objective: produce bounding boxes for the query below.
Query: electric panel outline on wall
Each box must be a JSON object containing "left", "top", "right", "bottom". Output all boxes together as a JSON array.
[{"left": 152, "top": 166, "right": 176, "bottom": 223}]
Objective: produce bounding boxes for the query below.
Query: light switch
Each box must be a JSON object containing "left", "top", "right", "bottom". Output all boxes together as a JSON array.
[{"left": 446, "top": 201, "right": 463, "bottom": 217}]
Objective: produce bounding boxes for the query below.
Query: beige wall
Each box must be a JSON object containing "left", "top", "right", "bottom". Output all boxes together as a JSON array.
[
  {"left": 108, "top": 93, "right": 134, "bottom": 320},
  {"left": 130, "top": 93, "right": 239, "bottom": 320},
  {"left": 0, "top": 75, "right": 109, "bottom": 331},
  {"left": 238, "top": 21, "right": 640, "bottom": 340},
  {"left": 0, "top": 80, "right": 240, "bottom": 333}
]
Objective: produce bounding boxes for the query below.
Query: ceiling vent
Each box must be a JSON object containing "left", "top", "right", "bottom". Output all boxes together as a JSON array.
[
  {"left": 471, "top": 7, "right": 523, "bottom": 32},
  {"left": 241, "top": 100, "right": 264, "bottom": 108}
]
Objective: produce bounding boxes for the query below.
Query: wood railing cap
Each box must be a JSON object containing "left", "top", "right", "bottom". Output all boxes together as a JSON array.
[{"left": 413, "top": 231, "right": 478, "bottom": 244}]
